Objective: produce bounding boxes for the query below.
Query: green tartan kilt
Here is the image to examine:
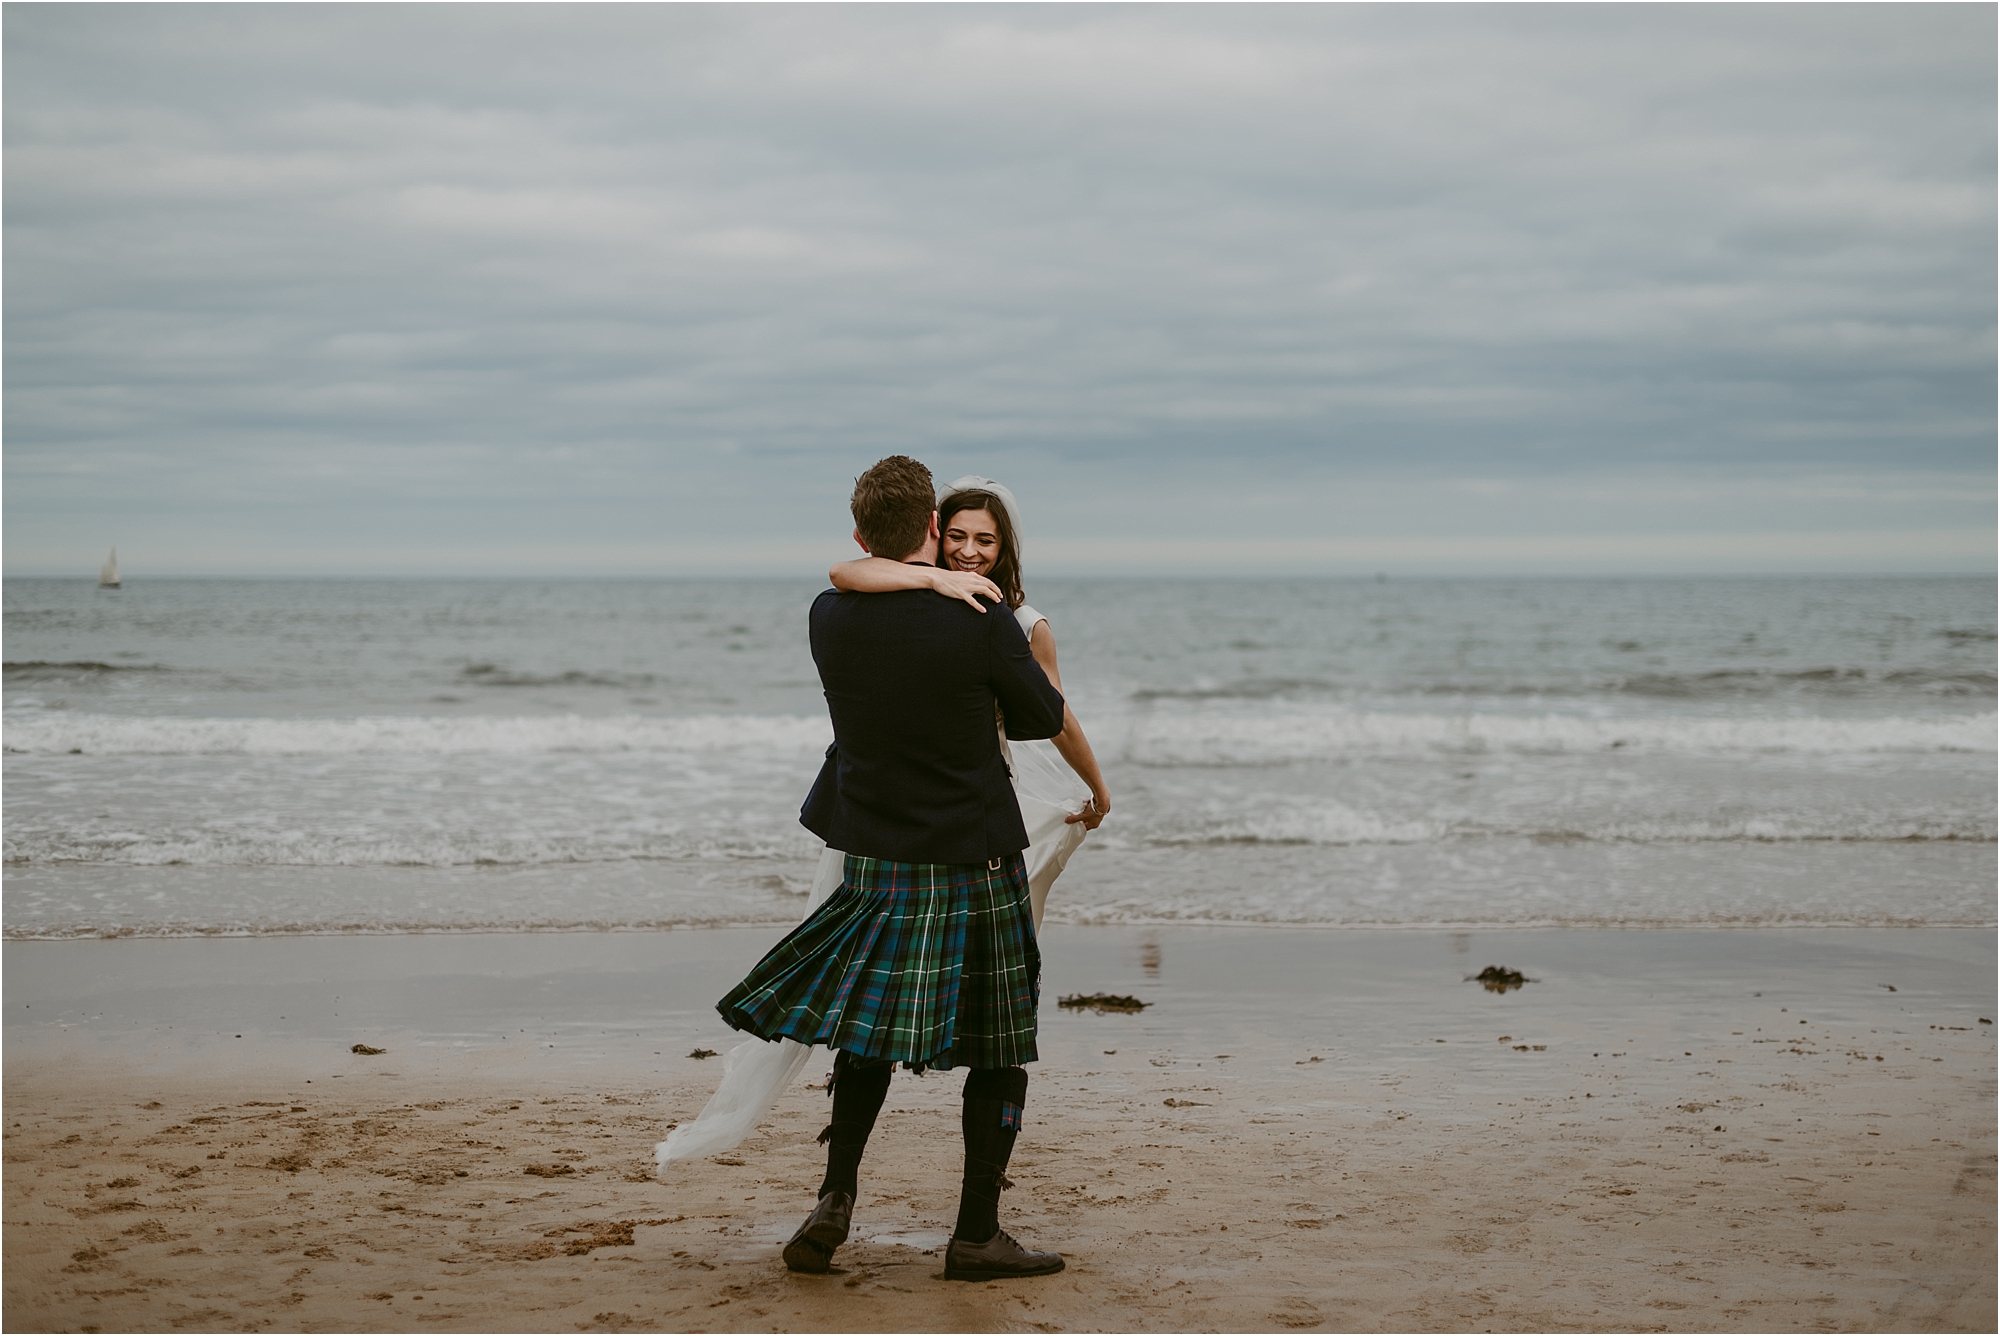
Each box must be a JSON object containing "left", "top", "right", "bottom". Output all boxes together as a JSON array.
[{"left": 716, "top": 852, "right": 1039, "bottom": 1071}]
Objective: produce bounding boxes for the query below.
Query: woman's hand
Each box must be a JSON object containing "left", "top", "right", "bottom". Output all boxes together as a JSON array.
[
  {"left": 928, "top": 567, "right": 1003, "bottom": 611},
  {"left": 1065, "top": 790, "right": 1110, "bottom": 830},
  {"left": 1035, "top": 621, "right": 1112, "bottom": 833}
]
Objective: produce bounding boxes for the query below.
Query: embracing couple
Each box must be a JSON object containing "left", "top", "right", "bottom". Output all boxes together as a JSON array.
[{"left": 712, "top": 455, "right": 1111, "bottom": 1282}]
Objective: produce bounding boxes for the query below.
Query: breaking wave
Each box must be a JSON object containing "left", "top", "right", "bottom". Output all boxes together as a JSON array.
[
  {"left": 1145, "top": 814, "right": 1992, "bottom": 846},
  {"left": 8, "top": 804, "right": 1987, "bottom": 869},
  {"left": 3, "top": 711, "right": 833, "bottom": 757},
  {"left": 1123, "top": 710, "right": 1995, "bottom": 765},
  {"left": 9, "top": 708, "right": 1990, "bottom": 762},
  {"left": 3, "top": 660, "right": 169, "bottom": 676},
  {"left": 3, "top": 825, "right": 822, "bottom": 868},
  {"left": 1129, "top": 667, "right": 1997, "bottom": 703}
]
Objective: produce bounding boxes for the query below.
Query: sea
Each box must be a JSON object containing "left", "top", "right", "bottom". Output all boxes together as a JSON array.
[{"left": 3, "top": 576, "right": 1992, "bottom": 938}]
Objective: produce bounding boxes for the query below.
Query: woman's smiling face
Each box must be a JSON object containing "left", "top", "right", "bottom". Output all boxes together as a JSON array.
[{"left": 942, "top": 507, "right": 1002, "bottom": 577}]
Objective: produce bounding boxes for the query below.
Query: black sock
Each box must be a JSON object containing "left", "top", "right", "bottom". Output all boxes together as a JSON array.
[
  {"left": 817, "top": 1050, "right": 892, "bottom": 1201},
  {"left": 954, "top": 1066, "right": 1028, "bottom": 1243}
]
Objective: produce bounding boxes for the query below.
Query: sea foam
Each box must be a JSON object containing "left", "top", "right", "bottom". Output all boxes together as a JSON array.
[
  {"left": 2, "top": 711, "right": 833, "bottom": 756},
  {"left": 1123, "top": 709, "right": 1996, "bottom": 765},
  {"left": 8, "top": 708, "right": 1990, "bottom": 760}
]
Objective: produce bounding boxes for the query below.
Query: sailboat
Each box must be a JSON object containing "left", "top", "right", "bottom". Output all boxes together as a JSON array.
[{"left": 99, "top": 548, "right": 120, "bottom": 588}]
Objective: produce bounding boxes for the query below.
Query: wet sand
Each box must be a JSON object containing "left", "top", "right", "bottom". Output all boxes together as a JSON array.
[{"left": 5, "top": 926, "right": 1994, "bottom": 1332}]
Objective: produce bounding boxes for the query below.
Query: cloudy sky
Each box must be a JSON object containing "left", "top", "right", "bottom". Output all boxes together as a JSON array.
[{"left": 6, "top": 4, "right": 1993, "bottom": 577}]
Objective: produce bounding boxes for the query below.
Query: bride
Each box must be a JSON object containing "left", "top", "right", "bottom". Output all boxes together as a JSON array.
[
  {"left": 832, "top": 475, "right": 1112, "bottom": 900},
  {"left": 657, "top": 475, "right": 1108, "bottom": 1167}
]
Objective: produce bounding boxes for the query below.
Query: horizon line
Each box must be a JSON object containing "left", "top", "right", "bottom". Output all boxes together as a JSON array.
[{"left": 7, "top": 569, "right": 1993, "bottom": 582}]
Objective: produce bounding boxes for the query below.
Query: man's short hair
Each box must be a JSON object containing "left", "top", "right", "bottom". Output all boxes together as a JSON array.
[{"left": 850, "top": 456, "right": 936, "bottom": 559}]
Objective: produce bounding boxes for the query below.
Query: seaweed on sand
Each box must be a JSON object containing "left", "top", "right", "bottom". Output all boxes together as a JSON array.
[{"left": 1058, "top": 993, "right": 1150, "bottom": 1013}]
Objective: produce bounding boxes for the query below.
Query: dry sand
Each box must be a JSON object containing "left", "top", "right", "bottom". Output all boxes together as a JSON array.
[{"left": 4, "top": 926, "right": 1993, "bottom": 1332}]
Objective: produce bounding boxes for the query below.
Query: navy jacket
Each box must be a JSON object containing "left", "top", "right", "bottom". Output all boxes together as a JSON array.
[{"left": 799, "top": 583, "right": 1066, "bottom": 864}]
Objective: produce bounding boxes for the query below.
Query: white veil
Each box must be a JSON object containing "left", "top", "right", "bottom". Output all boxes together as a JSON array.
[
  {"left": 938, "top": 474, "right": 1025, "bottom": 549},
  {"left": 654, "top": 849, "right": 842, "bottom": 1168},
  {"left": 656, "top": 475, "right": 1091, "bottom": 1172}
]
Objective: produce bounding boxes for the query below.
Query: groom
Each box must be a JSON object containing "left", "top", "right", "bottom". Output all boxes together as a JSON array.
[{"left": 716, "top": 455, "right": 1070, "bottom": 1281}]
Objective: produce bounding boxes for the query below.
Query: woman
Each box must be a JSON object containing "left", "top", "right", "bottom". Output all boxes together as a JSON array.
[
  {"left": 657, "top": 475, "right": 1103, "bottom": 1169},
  {"left": 829, "top": 474, "right": 1112, "bottom": 899}
]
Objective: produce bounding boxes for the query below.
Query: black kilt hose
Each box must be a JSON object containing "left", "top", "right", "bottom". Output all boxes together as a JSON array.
[{"left": 717, "top": 852, "right": 1039, "bottom": 1071}]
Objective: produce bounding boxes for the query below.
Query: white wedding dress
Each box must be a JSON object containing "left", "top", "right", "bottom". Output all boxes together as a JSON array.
[{"left": 656, "top": 604, "right": 1089, "bottom": 1170}]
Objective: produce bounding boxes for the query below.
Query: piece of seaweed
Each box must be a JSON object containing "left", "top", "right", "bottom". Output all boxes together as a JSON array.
[
  {"left": 1058, "top": 993, "right": 1150, "bottom": 1013},
  {"left": 1468, "top": 966, "right": 1534, "bottom": 994}
]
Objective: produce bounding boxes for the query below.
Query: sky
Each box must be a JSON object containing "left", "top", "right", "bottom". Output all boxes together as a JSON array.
[{"left": 5, "top": 4, "right": 1994, "bottom": 578}]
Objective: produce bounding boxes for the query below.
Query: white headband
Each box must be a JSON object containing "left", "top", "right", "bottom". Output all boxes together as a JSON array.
[{"left": 937, "top": 475, "right": 1025, "bottom": 550}]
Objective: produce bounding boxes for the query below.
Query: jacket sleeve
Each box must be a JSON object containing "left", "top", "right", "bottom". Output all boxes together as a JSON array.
[{"left": 988, "top": 605, "right": 1066, "bottom": 741}]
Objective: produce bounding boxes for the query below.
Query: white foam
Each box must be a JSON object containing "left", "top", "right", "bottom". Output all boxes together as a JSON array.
[
  {"left": 9, "top": 807, "right": 1986, "bottom": 867},
  {"left": 3, "top": 711, "right": 833, "bottom": 757},
  {"left": 1, "top": 827, "right": 823, "bottom": 867},
  {"left": 1146, "top": 813, "right": 1992, "bottom": 846},
  {"left": 1122, "top": 709, "right": 1996, "bottom": 765},
  {"left": 10, "top": 707, "right": 1988, "bottom": 761},
  {"left": 1149, "top": 801, "right": 1442, "bottom": 846}
]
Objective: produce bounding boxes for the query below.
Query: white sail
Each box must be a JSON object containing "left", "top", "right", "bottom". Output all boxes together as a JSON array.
[{"left": 99, "top": 548, "right": 120, "bottom": 587}]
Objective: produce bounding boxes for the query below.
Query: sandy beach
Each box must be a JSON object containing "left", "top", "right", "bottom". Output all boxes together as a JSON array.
[{"left": 5, "top": 926, "right": 1993, "bottom": 1333}]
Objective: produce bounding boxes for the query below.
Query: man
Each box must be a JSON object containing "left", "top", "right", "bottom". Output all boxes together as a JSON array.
[{"left": 715, "top": 455, "right": 1069, "bottom": 1281}]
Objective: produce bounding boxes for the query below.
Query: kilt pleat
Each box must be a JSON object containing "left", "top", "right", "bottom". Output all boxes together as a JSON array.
[{"left": 716, "top": 852, "right": 1039, "bottom": 1070}]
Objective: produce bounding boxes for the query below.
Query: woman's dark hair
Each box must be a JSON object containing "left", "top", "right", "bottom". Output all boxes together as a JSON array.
[{"left": 938, "top": 489, "right": 1023, "bottom": 610}]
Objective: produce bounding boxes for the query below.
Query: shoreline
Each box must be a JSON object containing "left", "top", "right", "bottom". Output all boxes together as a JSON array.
[
  {"left": 6, "top": 925, "right": 1994, "bottom": 1331},
  {"left": 8, "top": 834, "right": 1992, "bottom": 940},
  {"left": 5, "top": 914, "right": 1996, "bottom": 943}
]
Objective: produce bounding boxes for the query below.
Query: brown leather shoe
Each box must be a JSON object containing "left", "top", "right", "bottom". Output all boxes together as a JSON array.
[
  {"left": 781, "top": 1191, "right": 852, "bottom": 1274},
  {"left": 943, "top": 1228, "right": 1065, "bottom": 1281}
]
